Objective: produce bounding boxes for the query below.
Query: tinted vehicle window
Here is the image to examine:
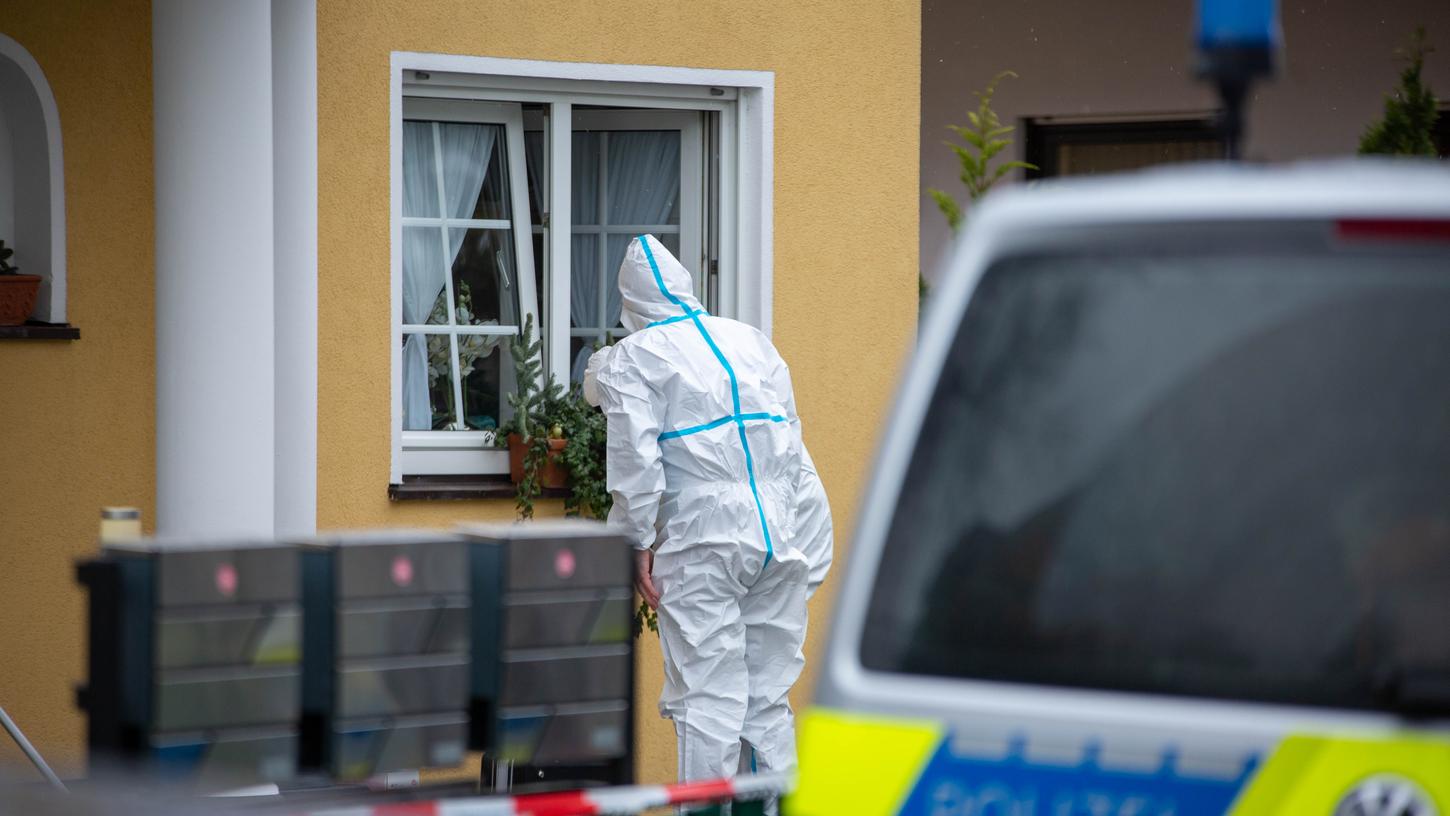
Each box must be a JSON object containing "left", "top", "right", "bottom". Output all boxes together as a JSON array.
[{"left": 862, "top": 232, "right": 1450, "bottom": 711}]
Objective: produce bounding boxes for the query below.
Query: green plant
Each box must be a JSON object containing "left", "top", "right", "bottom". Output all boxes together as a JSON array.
[
  {"left": 555, "top": 387, "right": 611, "bottom": 520},
  {"left": 494, "top": 314, "right": 566, "bottom": 519},
  {"left": 922, "top": 71, "right": 1037, "bottom": 307},
  {"left": 1359, "top": 27, "right": 1440, "bottom": 157},
  {"left": 634, "top": 600, "right": 658, "bottom": 637},
  {"left": 928, "top": 71, "right": 1037, "bottom": 231},
  {"left": 0, "top": 240, "right": 19, "bottom": 275}
]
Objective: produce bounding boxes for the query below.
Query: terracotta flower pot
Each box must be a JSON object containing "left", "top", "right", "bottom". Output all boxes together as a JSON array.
[
  {"left": 0, "top": 275, "right": 41, "bottom": 326},
  {"left": 508, "top": 433, "right": 569, "bottom": 489}
]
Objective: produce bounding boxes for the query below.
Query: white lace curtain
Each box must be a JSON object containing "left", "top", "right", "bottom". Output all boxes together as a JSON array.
[
  {"left": 569, "top": 130, "right": 680, "bottom": 379},
  {"left": 401, "top": 121, "right": 498, "bottom": 430}
]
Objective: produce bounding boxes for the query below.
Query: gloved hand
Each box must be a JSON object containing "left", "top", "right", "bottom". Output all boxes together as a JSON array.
[{"left": 582, "top": 345, "right": 613, "bottom": 407}]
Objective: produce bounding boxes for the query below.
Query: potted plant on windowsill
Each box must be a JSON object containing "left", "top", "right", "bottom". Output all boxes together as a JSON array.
[
  {"left": 494, "top": 314, "right": 570, "bottom": 517},
  {"left": 491, "top": 317, "right": 653, "bottom": 633},
  {"left": 0, "top": 241, "right": 42, "bottom": 327}
]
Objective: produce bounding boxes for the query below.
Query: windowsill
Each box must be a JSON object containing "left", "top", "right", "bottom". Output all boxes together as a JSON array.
[
  {"left": 389, "top": 474, "right": 571, "bottom": 501},
  {"left": 0, "top": 320, "right": 80, "bottom": 340}
]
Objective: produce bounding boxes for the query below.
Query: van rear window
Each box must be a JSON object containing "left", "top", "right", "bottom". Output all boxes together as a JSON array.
[{"left": 862, "top": 231, "right": 1450, "bottom": 712}]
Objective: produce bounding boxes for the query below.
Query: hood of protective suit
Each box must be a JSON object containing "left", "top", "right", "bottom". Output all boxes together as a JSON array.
[{"left": 617, "top": 235, "right": 705, "bottom": 333}]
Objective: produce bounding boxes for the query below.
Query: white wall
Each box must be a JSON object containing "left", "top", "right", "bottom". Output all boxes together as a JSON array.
[
  {"left": 271, "top": 0, "right": 319, "bottom": 537},
  {"left": 154, "top": 0, "right": 278, "bottom": 536},
  {"left": 154, "top": 0, "right": 319, "bottom": 538}
]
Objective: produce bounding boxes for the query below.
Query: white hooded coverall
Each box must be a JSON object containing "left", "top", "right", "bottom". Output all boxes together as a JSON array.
[{"left": 591, "top": 235, "right": 833, "bottom": 784}]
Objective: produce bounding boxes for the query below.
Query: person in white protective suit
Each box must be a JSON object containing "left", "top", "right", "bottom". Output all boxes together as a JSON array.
[{"left": 582, "top": 235, "right": 833, "bottom": 788}]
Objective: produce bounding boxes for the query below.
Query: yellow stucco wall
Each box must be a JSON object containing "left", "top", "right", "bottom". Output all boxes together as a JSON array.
[
  {"left": 0, "top": 0, "right": 155, "bottom": 775},
  {"left": 316, "top": 0, "right": 920, "bottom": 785}
]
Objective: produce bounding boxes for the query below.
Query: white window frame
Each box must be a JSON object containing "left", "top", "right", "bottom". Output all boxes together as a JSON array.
[
  {"left": 399, "top": 98, "right": 538, "bottom": 476},
  {"left": 528, "top": 108, "right": 705, "bottom": 376},
  {"left": 390, "top": 54, "right": 774, "bottom": 482}
]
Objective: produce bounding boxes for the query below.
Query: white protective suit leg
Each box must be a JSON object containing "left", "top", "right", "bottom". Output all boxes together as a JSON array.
[
  {"left": 655, "top": 541, "right": 751, "bottom": 782},
  {"left": 737, "top": 557, "right": 806, "bottom": 816},
  {"left": 739, "top": 557, "right": 807, "bottom": 776}
]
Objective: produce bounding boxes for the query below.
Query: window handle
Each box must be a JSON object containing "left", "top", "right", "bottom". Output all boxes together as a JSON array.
[{"left": 496, "top": 250, "right": 511, "bottom": 290}]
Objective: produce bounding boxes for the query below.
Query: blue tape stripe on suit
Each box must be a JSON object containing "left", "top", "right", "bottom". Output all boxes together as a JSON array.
[
  {"left": 658, "top": 413, "right": 786, "bottom": 441},
  {"left": 639, "top": 235, "right": 775, "bottom": 566},
  {"left": 646, "top": 310, "right": 706, "bottom": 329},
  {"left": 658, "top": 414, "right": 736, "bottom": 441}
]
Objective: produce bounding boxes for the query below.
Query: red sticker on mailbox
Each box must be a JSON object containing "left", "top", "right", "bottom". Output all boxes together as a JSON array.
[
  {"left": 391, "top": 554, "right": 414, "bottom": 587},
  {"left": 215, "top": 563, "right": 238, "bottom": 597},
  {"left": 555, "top": 548, "right": 577, "bottom": 580}
]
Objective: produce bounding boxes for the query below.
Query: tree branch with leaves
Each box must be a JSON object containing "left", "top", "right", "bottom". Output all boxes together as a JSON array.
[
  {"left": 929, "top": 71, "right": 1037, "bottom": 230},
  {"left": 1359, "top": 26, "right": 1440, "bottom": 157}
]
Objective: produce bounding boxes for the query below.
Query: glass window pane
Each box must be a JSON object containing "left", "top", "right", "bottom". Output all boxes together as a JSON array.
[
  {"left": 524, "top": 131, "right": 544, "bottom": 226},
  {"left": 860, "top": 236, "right": 1450, "bottom": 712},
  {"left": 450, "top": 229, "right": 518, "bottom": 327},
  {"left": 657, "top": 231, "right": 680, "bottom": 260},
  {"left": 605, "top": 234, "right": 632, "bottom": 329},
  {"left": 460, "top": 336, "right": 513, "bottom": 431},
  {"left": 402, "top": 121, "right": 439, "bottom": 217},
  {"left": 401, "top": 333, "right": 457, "bottom": 431},
  {"left": 402, "top": 226, "right": 449, "bottom": 325},
  {"left": 607, "top": 131, "right": 680, "bottom": 226},
  {"left": 570, "top": 233, "right": 600, "bottom": 329},
  {"left": 572, "top": 132, "right": 600, "bottom": 225},
  {"left": 569, "top": 335, "right": 598, "bottom": 387},
  {"left": 437, "top": 122, "right": 508, "bottom": 221}
]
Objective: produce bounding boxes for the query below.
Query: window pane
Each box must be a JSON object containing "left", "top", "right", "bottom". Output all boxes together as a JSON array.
[
  {"left": 569, "top": 335, "right": 599, "bottom": 387},
  {"left": 460, "top": 336, "right": 514, "bottom": 431},
  {"left": 605, "top": 234, "right": 631, "bottom": 328},
  {"left": 1057, "top": 139, "right": 1224, "bottom": 176},
  {"left": 524, "top": 131, "right": 544, "bottom": 226},
  {"left": 607, "top": 131, "right": 680, "bottom": 226},
  {"left": 570, "top": 233, "right": 600, "bottom": 329},
  {"left": 402, "top": 226, "right": 449, "bottom": 326},
  {"left": 450, "top": 228, "right": 518, "bottom": 327},
  {"left": 402, "top": 122, "right": 439, "bottom": 217},
  {"left": 438, "top": 122, "right": 508, "bottom": 221},
  {"left": 401, "top": 333, "right": 457, "bottom": 431},
  {"left": 861, "top": 236, "right": 1450, "bottom": 712},
  {"left": 572, "top": 132, "right": 600, "bottom": 225}
]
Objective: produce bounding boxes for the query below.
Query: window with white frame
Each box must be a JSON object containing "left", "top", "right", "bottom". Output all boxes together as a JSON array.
[
  {"left": 527, "top": 110, "right": 704, "bottom": 385},
  {"left": 391, "top": 58, "right": 772, "bottom": 481}
]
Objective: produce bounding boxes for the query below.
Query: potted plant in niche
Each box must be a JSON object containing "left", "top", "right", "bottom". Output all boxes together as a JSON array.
[{"left": 0, "top": 240, "right": 42, "bottom": 326}]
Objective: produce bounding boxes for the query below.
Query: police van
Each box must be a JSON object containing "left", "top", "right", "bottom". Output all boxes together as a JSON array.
[{"left": 791, "top": 162, "right": 1450, "bottom": 816}]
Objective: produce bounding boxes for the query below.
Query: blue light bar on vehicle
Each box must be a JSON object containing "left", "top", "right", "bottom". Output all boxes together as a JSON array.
[{"left": 1196, "top": 0, "right": 1279, "bottom": 50}]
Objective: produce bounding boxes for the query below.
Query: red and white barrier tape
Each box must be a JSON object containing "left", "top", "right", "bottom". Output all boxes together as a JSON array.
[{"left": 306, "top": 773, "right": 790, "bottom": 816}]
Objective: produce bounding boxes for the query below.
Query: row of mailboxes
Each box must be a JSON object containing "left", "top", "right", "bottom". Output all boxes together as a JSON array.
[{"left": 75, "top": 522, "right": 634, "bottom": 791}]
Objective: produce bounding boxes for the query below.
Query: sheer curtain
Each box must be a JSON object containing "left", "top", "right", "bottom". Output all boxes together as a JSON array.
[
  {"left": 604, "top": 131, "right": 680, "bottom": 327},
  {"left": 401, "top": 121, "right": 497, "bottom": 430},
  {"left": 570, "top": 132, "right": 600, "bottom": 335},
  {"left": 567, "top": 130, "right": 681, "bottom": 380}
]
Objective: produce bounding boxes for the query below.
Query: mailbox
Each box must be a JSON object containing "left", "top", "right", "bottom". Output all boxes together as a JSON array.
[
  {"left": 76, "top": 539, "right": 301, "bottom": 788},
  {"left": 299, "top": 530, "right": 470, "bottom": 780},
  {"left": 461, "top": 521, "right": 635, "bottom": 787}
]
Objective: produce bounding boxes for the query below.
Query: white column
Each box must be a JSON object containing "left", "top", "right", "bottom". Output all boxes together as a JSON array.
[
  {"left": 271, "top": 0, "right": 318, "bottom": 537},
  {"left": 154, "top": 0, "right": 276, "bottom": 537}
]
